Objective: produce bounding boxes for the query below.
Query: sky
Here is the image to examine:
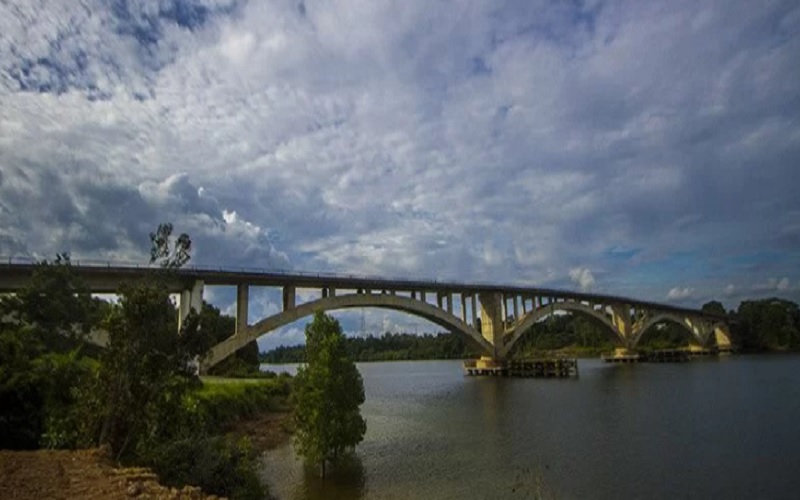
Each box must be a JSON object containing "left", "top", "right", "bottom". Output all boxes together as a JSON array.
[{"left": 1, "top": 0, "right": 799, "bottom": 350}]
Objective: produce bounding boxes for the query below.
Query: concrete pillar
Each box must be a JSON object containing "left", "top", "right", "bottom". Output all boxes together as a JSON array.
[
  {"left": 329, "top": 287, "right": 336, "bottom": 297},
  {"left": 610, "top": 304, "right": 633, "bottom": 347},
  {"left": 478, "top": 292, "right": 504, "bottom": 359},
  {"left": 461, "top": 294, "right": 468, "bottom": 323},
  {"left": 282, "top": 285, "right": 296, "bottom": 312},
  {"left": 236, "top": 284, "right": 249, "bottom": 335},
  {"left": 179, "top": 280, "right": 204, "bottom": 331},
  {"left": 471, "top": 294, "right": 478, "bottom": 327},
  {"left": 512, "top": 296, "right": 519, "bottom": 322},
  {"left": 714, "top": 324, "right": 733, "bottom": 351},
  {"left": 522, "top": 297, "right": 528, "bottom": 315},
  {"left": 411, "top": 290, "right": 417, "bottom": 300},
  {"left": 501, "top": 294, "right": 508, "bottom": 322},
  {"left": 437, "top": 293, "right": 443, "bottom": 309},
  {"left": 445, "top": 293, "right": 452, "bottom": 313}
]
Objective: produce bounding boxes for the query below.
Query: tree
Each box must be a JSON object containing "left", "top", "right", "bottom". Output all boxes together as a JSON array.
[
  {"left": 94, "top": 225, "right": 215, "bottom": 459},
  {"left": 201, "top": 303, "right": 261, "bottom": 377},
  {"left": 0, "top": 257, "right": 98, "bottom": 449},
  {"left": 150, "top": 223, "right": 192, "bottom": 269},
  {"left": 702, "top": 300, "right": 727, "bottom": 317},
  {"left": 292, "top": 311, "right": 366, "bottom": 478}
]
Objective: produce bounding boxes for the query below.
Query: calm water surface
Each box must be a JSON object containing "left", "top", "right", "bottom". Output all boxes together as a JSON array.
[{"left": 260, "top": 356, "right": 800, "bottom": 499}]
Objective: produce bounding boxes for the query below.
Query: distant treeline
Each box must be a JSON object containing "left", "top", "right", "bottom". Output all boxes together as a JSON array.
[
  {"left": 732, "top": 298, "right": 800, "bottom": 351},
  {"left": 260, "top": 332, "right": 478, "bottom": 363},
  {"left": 259, "top": 298, "right": 800, "bottom": 361}
]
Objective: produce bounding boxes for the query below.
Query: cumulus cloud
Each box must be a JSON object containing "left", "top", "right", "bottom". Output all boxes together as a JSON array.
[
  {"left": 569, "top": 267, "right": 596, "bottom": 291},
  {"left": 1, "top": 0, "right": 800, "bottom": 336},
  {"left": 667, "top": 287, "right": 695, "bottom": 301},
  {"left": 754, "top": 277, "right": 791, "bottom": 292}
]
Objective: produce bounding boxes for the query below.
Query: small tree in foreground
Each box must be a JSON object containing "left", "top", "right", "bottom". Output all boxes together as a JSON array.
[{"left": 292, "top": 311, "right": 366, "bottom": 478}]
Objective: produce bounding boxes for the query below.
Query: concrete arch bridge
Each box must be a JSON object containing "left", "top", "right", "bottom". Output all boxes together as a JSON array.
[{"left": 0, "top": 263, "right": 733, "bottom": 371}]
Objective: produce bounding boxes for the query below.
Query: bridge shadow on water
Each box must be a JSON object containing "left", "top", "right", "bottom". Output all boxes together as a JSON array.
[{"left": 291, "top": 452, "right": 366, "bottom": 500}]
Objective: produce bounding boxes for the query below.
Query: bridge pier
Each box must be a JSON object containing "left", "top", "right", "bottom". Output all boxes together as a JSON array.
[
  {"left": 236, "top": 284, "right": 249, "bottom": 335},
  {"left": 478, "top": 292, "right": 505, "bottom": 360},
  {"left": 178, "top": 280, "right": 204, "bottom": 331},
  {"left": 714, "top": 324, "right": 733, "bottom": 353},
  {"left": 282, "top": 285, "right": 296, "bottom": 311}
]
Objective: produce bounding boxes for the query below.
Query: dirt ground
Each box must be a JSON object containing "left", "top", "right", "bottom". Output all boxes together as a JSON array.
[
  {"left": 0, "top": 412, "right": 292, "bottom": 500},
  {"left": 0, "top": 448, "right": 219, "bottom": 500},
  {"left": 226, "top": 411, "right": 294, "bottom": 453}
]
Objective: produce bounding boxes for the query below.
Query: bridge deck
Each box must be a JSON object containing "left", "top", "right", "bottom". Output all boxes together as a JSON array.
[{"left": 0, "top": 261, "right": 723, "bottom": 319}]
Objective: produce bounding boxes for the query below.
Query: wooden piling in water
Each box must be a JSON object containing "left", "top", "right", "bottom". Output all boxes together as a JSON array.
[{"left": 463, "top": 358, "right": 578, "bottom": 378}]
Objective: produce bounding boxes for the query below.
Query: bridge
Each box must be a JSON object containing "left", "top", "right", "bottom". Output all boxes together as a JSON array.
[{"left": 0, "top": 262, "right": 733, "bottom": 371}]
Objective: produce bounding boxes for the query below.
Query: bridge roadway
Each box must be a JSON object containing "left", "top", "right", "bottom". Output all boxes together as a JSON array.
[{"left": 0, "top": 261, "right": 733, "bottom": 371}]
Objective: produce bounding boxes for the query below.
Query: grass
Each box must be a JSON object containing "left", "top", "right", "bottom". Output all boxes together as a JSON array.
[{"left": 190, "top": 374, "right": 293, "bottom": 433}]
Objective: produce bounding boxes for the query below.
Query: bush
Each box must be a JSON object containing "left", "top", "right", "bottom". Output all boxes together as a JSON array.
[
  {"left": 192, "top": 377, "right": 292, "bottom": 433},
  {"left": 146, "top": 435, "right": 265, "bottom": 500}
]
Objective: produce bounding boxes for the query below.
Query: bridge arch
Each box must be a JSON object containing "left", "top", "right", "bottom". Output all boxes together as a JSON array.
[
  {"left": 499, "top": 302, "right": 624, "bottom": 358},
  {"left": 203, "top": 293, "right": 493, "bottom": 370},
  {"left": 631, "top": 313, "right": 707, "bottom": 348}
]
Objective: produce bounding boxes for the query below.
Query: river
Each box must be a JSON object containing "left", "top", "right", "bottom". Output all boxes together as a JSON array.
[{"left": 259, "top": 356, "right": 800, "bottom": 499}]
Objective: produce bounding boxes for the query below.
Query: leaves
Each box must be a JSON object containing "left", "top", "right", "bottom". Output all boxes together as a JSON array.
[
  {"left": 149, "top": 223, "right": 192, "bottom": 269},
  {"left": 292, "top": 311, "right": 366, "bottom": 476}
]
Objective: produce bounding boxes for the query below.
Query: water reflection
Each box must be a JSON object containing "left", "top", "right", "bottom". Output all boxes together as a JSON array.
[{"left": 291, "top": 453, "right": 366, "bottom": 500}]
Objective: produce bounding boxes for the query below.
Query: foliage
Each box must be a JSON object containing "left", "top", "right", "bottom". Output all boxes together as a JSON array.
[
  {"left": 0, "top": 257, "right": 98, "bottom": 449},
  {"left": 262, "top": 330, "right": 478, "bottom": 363},
  {"left": 149, "top": 222, "right": 192, "bottom": 269},
  {"left": 702, "top": 300, "right": 727, "bottom": 317},
  {"left": 200, "top": 303, "right": 261, "bottom": 377},
  {"left": 0, "top": 322, "right": 46, "bottom": 449},
  {"left": 146, "top": 435, "right": 264, "bottom": 500},
  {"left": 511, "top": 315, "right": 616, "bottom": 357},
  {"left": 733, "top": 298, "right": 800, "bottom": 351},
  {"left": 38, "top": 351, "right": 99, "bottom": 449},
  {"left": 292, "top": 312, "right": 366, "bottom": 477},
  {"left": 192, "top": 376, "right": 292, "bottom": 433},
  {"left": 0, "top": 227, "right": 278, "bottom": 499},
  {"left": 636, "top": 323, "right": 688, "bottom": 350},
  {"left": 92, "top": 280, "right": 205, "bottom": 459}
]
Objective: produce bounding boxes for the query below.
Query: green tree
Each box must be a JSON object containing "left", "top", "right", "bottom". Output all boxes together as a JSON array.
[
  {"left": 94, "top": 280, "right": 208, "bottom": 459},
  {"left": 702, "top": 300, "right": 727, "bottom": 317},
  {"left": 201, "top": 303, "right": 261, "bottom": 377},
  {"left": 93, "top": 225, "right": 218, "bottom": 458},
  {"left": 149, "top": 222, "right": 192, "bottom": 269},
  {"left": 0, "top": 257, "right": 98, "bottom": 449},
  {"left": 292, "top": 312, "right": 366, "bottom": 477}
]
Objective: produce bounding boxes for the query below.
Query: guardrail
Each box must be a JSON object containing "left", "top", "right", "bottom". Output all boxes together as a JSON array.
[{"left": 0, "top": 256, "right": 726, "bottom": 319}]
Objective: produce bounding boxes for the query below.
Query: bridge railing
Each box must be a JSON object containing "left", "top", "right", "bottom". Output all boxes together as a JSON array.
[{"left": 0, "top": 256, "right": 726, "bottom": 319}]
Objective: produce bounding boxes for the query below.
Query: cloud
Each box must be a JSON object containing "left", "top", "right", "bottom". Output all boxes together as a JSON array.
[
  {"left": 569, "top": 267, "right": 596, "bottom": 291},
  {"left": 667, "top": 287, "right": 695, "bottom": 301},
  {"left": 753, "top": 277, "right": 791, "bottom": 292},
  {"left": 1, "top": 0, "right": 800, "bottom": 338},
  {"left": 723, "top": 284, "right": 737, "bottom": 297}
]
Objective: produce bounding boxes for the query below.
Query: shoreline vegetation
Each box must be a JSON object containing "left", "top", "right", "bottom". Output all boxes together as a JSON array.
[
  {"left": 0, "top": 237, "right": 297, "bottom": 500},
  {"left": 0, "top": 376, "right": 293, "bottom": 500}
]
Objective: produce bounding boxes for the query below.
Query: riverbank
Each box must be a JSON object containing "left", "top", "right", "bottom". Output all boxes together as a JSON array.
[
  {"left": 0, "top": 448, "right": 218, "bottom": 500},
  {"left": 226, "top": 411, "right": 294, "bottom": 454},
  {"left": 0, "top": 376, "right": 294, "bottom": 500},
  {"left": 0, "top": 409, "right": 293, "bottom": 500}
]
